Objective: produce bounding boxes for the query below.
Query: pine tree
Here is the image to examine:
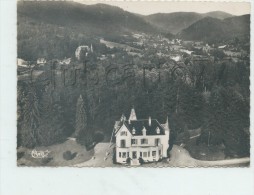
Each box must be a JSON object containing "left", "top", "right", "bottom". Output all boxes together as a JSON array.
[
  {"left": 37, "top": 85, "right": 65, "bottom": 146},
  {"left": 20, "top": 85, "right": 41, "bottom": 148},
  {"left": 74, "top": 95, "right": 86, "bottom": 137},
  {"left": 74, "top": 95, "right": 93, "bottom": 147}
]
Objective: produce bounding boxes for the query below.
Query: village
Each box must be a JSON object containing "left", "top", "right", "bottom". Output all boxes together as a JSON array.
[{"left": 17, "top": 31, "right": 249, "bottom": 72}]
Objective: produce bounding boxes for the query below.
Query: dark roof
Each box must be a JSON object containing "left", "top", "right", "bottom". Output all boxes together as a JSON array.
[{"left": 122, "top": 119, "right": 165, "bottom": 136}]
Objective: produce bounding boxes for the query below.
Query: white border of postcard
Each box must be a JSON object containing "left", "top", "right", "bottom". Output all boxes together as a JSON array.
[{"left": 0, "top": 0, "right": 253, "bottom": 195}]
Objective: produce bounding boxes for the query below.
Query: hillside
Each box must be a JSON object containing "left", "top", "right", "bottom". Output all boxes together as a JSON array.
[
  {"left": 179, "top": 14, "right": 250, "bottom": 42},
  {"left": 203, "top": 11, "right": 233, "bottom": 20},
  {"left": 145, "top": 12, "right": 203, "bottom": 34},
  {"left": 17, "top": 1, "right": 158, "bottom": 60},
  {"left": 17, "top": 1, "right": 249, "bottom": 60},
  {"left": 144, "top": 11, "right": 233, "bottom": 34},
  {"left": 18, "top": 1, "right": 156, "bottom": 34}
]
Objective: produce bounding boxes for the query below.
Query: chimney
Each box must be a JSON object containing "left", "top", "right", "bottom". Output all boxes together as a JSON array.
[
  {"left": 164, "top": 116, "right": 170, "bottom": 133},
  {"left": 120, "top": 114, "right": 126, "bottom": 122},
  {"left": 148, "top": 116, "right": 151, "bottom": 126}
]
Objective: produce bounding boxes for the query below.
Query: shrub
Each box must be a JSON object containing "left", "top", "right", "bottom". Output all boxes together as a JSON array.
[
  {"left": 112, "top": 148, "right": 116, "bottom": 164},
  {"left": 126, "top": 157, "right": 131, "bottom": 164},
  {"left": 93, "top": 131, "right": 104, "bottom": 143},
  {"left": 17, "top": 152, "right": 25, "bottom": 160},
  {"left": 138, "top": 157, "right": 144, "bottom": 165},
  {"left": 63, "top": 151, "right": 77, "bottom": 160},
  {"left": 42, "top": 157, "right": 53, "bottom": 165}
]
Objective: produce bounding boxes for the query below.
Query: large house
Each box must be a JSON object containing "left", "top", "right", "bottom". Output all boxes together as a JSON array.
[{"left": 114, "top": 108, "right": 170, "bottom": 165}]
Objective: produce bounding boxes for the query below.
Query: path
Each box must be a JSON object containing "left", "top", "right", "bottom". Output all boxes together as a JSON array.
[{"left": 75, "top": 143, "right": 250, "bottom": 167}]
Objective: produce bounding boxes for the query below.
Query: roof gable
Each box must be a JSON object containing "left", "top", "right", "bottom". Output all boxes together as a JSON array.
[{"left": 115, "top": 123, "right": 131, "bottom": 137}]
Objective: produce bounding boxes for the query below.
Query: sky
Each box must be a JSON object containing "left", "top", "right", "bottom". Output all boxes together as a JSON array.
[{"left": 74, "top": 0, "right": 251, "bottom": 16}]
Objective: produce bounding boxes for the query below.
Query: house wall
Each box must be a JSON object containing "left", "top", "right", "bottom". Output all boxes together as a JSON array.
[
  {"left": 115, "top": 124, "right": 170, "bottom": 164},
  {"left": 116, "top": 145, "right": 163, "bottom": 163},
  {"left": 115, "top": 125, "right": 132, "bottom": 148}
]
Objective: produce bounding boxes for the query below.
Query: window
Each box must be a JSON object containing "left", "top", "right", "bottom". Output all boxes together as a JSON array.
[
  {"left": 155, "top": 138, "right": 160, "bottom": 146},
  {"left": 122, "top": 152, "right": 126, "bottom": 158},
  {"left": 143, "top": 152, "right": 147, "bottom": 157},
  {"left": 148, "top": 151, "right": 150, "bottom": 157},
  {"left": 131, "top": 139, "right": 137, "bottom": 145},
  {"left": 120, "top": 131, "right": 127, "bottom": 136},
  {"left": 119, "top": 152, "right": 121, "bottom": 158},
  {"left": 127, "top": 152, "right": 129, "bottom": 158},
  {"left": 152, "top": 151, "right": 156, "bottom": 157},
  {"left": 141, "top": 139, "right": 148, "bottom": 144},
  {"left": 156, "top": 127, "right": 160, "bottom": 134},
  {"left": 120, "top": 140, "right": 126, "bottom": 148},
  {"left": 140, "top": 152, "right": 142, "bottom": 157}
]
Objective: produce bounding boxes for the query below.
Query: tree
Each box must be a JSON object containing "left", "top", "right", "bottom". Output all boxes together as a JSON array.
[
  {"left": 212, "top": 49, "right": 225, "bottom": 61},
  {"left": 37, "top": 85, "right": 66, "bottom": 146},
  {"left": 74, "top": 95, "right": 86, "bottom": 137},
  {"left": 74, "top": 95, "right": 93, "bottom": 147},
  {"left": 20, "top": 85, "right": 41, "bottom": 148},
  {"left": 93, "top": 131, "right": 104, "bottom": 143}
]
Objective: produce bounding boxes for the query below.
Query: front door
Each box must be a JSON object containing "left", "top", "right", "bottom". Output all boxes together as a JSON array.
[{"left": 132, "top": 151, "right": 137, "bottom": 159}]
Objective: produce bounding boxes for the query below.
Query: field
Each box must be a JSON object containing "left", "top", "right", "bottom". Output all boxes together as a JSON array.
[{"left": 100, "top": 38, "right": 141, "bottom": 52}]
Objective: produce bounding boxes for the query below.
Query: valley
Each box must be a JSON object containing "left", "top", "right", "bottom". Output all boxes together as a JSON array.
[{"left": 17, "top": 1, "right": 250, "bottom": 167}]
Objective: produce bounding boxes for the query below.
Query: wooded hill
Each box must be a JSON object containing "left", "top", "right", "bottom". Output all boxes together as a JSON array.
[
  {"left": 179, "top": 14, "right": 250, "bottom": 42},
  {"left": 18, "top": 1, "right": 250, "bottom": 61},
  {"left": 17, "top": 1, "right": 158, "bottom": 60},
  {"left": 144, "top": 11, "right": 233, "bottom": 34}
]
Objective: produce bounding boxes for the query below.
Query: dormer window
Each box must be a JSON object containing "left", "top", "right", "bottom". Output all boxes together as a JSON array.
[
  {"left": 142, "top": 127, "right": 147, "bottom": 136},
  {"left": 132, "top": 128, "right": 136, "bottom": 134},
  {"left": 156, "top": 127, "right": 160, "bottom": 134}
]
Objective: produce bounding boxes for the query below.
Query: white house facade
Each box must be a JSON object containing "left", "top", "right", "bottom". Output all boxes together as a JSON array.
[{"left": 114, "top": 108, "right": 170, "bottom": 165}]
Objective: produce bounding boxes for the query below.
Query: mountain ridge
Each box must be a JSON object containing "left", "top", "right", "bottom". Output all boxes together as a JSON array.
[
  {"left": 144, "top": 11, "right": 234, "bottom": 34},
  {"left": 17, "top": 1, "right": 250, "bottom": 60},
  {"left": 178, "top": 14, "right": 250, "bottom": 42},
  {"left": 18, "top": 1, "right": 158, "bottom": 35}
]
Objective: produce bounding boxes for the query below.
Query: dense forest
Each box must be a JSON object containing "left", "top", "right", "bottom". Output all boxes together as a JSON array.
[{"left": 17, "top": 46, "right": 250, "bottom": 157}]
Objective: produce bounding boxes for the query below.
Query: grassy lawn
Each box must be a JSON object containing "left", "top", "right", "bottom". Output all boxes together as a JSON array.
[
  {"left": 17, "top": 140, "right": 249, "bottom": 167},
  {"left": 17, "top": 139, "right": 94, "bottom": 167},
  {"left": 175, "top": 128, "right": 226, "bottom": 161},
  {"left": 185, "top": 143, "right": 225, "bottom": 161},
  {"left": 75, "top": 144, "right": 250, "bottom": 167}
]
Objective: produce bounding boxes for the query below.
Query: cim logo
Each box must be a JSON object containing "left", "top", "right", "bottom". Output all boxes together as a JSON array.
[{"left": 31, "top": 149, "right": 50, "bottom": 159}]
